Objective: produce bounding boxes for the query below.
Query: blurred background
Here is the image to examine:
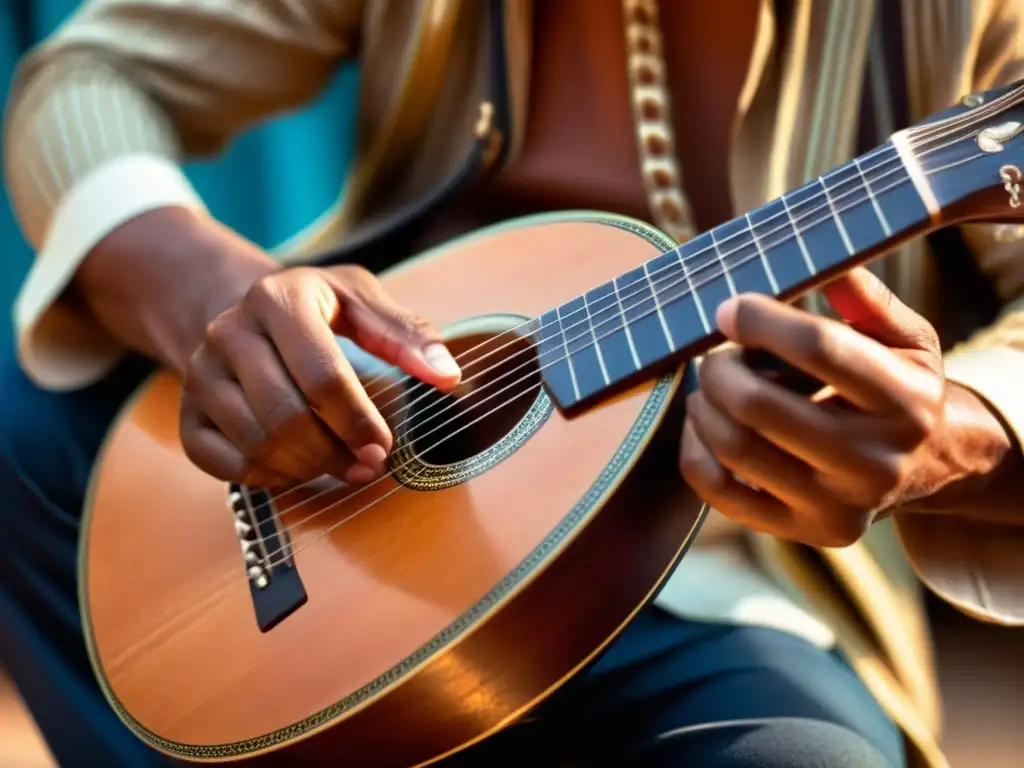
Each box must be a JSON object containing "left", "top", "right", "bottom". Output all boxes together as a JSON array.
[{"left": 1, "top": 3, "right": 1022, "bottom": 767}]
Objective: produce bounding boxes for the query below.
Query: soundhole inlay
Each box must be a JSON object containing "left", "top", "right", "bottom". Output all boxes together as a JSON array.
[{"left": 389, "top": 314, "right": 554, "bottom": 490}]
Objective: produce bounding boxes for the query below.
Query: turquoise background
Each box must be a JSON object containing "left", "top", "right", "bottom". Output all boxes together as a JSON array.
[{"left": 0, "top": 1, "right": 359, "bottom": 338}]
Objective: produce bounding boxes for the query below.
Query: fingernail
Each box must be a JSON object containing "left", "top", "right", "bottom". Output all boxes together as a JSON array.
[
  {"left": 422, "top": 342, "right": 461, "bottom": 378},
  {"left": 715, "top": 299, "right": 739, "bottom": 336},
  {"left": 356, "top": 444, "right": 387, "bottom": 469}
]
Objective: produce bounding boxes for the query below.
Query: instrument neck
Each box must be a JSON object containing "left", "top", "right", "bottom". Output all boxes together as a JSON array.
[{"left": 536, "top": 141, "right": 933, "bottom": 412}]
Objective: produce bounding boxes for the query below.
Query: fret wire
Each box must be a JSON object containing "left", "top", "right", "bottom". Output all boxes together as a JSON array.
[
  {"left": 644, "top": 260, "right": 677, "bottom": 351},
  {"left": 853, "top": 155, "right": 893, "bottom": 236},
  {"left": 559, "top": 150, "right": 917, "bottom": 372},
  {"left": 779, "top": 191, "right": 817, "bottom": 275},
  {"left": 676, "top": 245, "right": 711, "bottom": 332},
  {"left": 744, "top": 211, "right": 780, "bottom": 293},
  {"left": 581, "top": 291, "right": 611, "bottom": 385},
  {"left": 357, "top": 137, "right": 946, "bottom": 424},
  {"left": 819, "top": 173, "right": 855, "bottom": 255},
  {"left": 708, "top": 227, "right": 738, "bottom": 295},
  {"left": 553, "top": 304, "right": 582, "bottom": 401},
  {"left": 610, "top": 276, "right": 642, "bottom": 370},
  {"left": 536, "top": 141, "right": 916, "bottom": 360}
]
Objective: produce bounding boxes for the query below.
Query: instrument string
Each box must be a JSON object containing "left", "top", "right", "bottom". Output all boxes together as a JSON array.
[
  {"left": 350, "top": 91, "right": 1017, "bottom": 414},
  {"left": 249, "top": 148, "right": 984, "bottom": 567},
  {"left": 141, "top": 124, "right": 1008, "bottom": 645},
  {"left": 129, "top": 92, "right": 1024, "bottom": 663},
  {"left": 247, "top": 127, "right": 983, "bottom": 521}
]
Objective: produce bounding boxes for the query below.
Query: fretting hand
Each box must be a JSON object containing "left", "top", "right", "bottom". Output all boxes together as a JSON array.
[
  {"left": 678, "top": 267, "right": 1011, "bottom": 547},
  {"left": 179, "top": 265, "right": 461, "bottom": 487}
]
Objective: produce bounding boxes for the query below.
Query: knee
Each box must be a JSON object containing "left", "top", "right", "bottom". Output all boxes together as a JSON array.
[
  {"left": 633, "top": 718, "right": 901, "bottom": 768},
  {"left": 0, "top": 351, "right": 81, "bottom": 508},
  {"left": 0, "top": 346, "right": 147, "bottom": 517}
]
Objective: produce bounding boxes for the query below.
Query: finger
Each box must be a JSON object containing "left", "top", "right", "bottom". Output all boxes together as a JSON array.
[
  {"left": 821, "top": 267, "right": 941, "bottom": 358},
  {"left": 189, "top": 341, "right": 344, "bottom": 481},
  {"left": 212, "top": 329, "right": 361, "bottom": 480},
  {"left": 326, "top": 269, "right": 462, "bottom": 390},
  {"left": 678, "top": 417, "right": 793, "bottom": 536},
  {"left": 715, "top": 292, "right": 932, "bottom": 413},
  {"left": 180, "top": 398, "right": 289, "bottom": 487},
  {"left": 686, "top": 390, "right": 825, "bottom": 513},
  {"left": 255, "top": 292, "right": 394, "bottom": 470},
  {"left": 699, "top": 347, "right": 882, "bottom": 476}
]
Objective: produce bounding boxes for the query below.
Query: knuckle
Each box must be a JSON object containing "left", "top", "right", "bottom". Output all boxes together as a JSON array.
[
  {"left": 341, "top": 412, "right": 381, "bottom": 448},
  {"left": 204, "top": 314, "right": 235, "bottom": 350},
  {"left": 696, "top": 350, "right": 724, "bottom": 388},
  {"left": 245, "top": 429, "right": 278, "bottom": 468},
  {"left": 728, "top": 383, "right": 772, "bottom": 424},
  {"left": 335, "top": 263, "right": 373, "bottom": 284},
  {"left": 679, "top": 445, "right": 729, "bottom": 497},
  {"left": 260, "top": 393, "right": 308, "bottom": 435},
  {"left": 383, "top": 306, "right": 436, "bottom": 344},
  {"left": 180, "top": 431, "right": 244, "bottom": 484},
  {"left": 302, "top": 356, "right": 347, "bottom": 406},
  {"left": 710, "top": 422, "right": 756, "bottom": 463},
  {"left": 866, "top": 453, "right": 906, "bottom": 497},
  {"left": 244, "top": 273, "right": 284, "bottom": 311}
]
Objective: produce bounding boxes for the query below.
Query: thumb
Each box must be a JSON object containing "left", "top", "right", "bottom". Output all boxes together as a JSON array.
[
  {"left": 340, "top": 286, "right": 462, "bottom": 391},
  {"left": 821, "top": 267, "right": 938, "bottom": 352}
]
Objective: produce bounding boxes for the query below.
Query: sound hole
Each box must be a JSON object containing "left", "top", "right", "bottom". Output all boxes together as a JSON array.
[{"left": 403, "top": 330, "right": 542, "bottom": 466}]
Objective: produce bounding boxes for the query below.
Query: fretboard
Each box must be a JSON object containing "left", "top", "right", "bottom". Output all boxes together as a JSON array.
[{"left": 536, "top": 143, "right": 932, "bottom": 412}]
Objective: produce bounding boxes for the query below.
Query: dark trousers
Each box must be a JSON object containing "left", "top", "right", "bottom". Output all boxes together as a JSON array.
[{"left": 0, "top": 345, "right": 905, "bottom": 767}]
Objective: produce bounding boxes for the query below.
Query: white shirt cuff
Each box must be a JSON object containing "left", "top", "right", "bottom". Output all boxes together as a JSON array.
[
  {"left": 944, "top": 346, "right": 1024, "bottom": 451},
  {"left": 14, "top": 154, "right": 206, "bottom": 390}
]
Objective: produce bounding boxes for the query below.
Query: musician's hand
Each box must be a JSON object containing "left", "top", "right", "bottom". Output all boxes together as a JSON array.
[
  {"left": 179, "top": 265, "right": 461, "bottom": 487},
  {"left": 678, "top": 267, "right": 1008, "bottom": 547}
]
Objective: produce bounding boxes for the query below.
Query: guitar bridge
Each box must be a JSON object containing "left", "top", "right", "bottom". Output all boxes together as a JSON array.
[{"left": 227, "top": 484, "right": 308, "bottom": 632}]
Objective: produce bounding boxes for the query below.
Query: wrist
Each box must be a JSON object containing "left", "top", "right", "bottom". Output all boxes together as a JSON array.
[
  {"left": 902, "top": 381, "right": 1018, "bottom": 516},
  {"left": 74, "top": 206, "right": 280, "bottom": 374}
]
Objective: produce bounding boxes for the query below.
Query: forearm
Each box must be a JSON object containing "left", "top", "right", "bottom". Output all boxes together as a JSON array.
[
  {"left": 73, "top": 207, "right": 280, "bottom": 374},
  {"left": 3, "top": 0, "right": 359, "bottom": 390}
]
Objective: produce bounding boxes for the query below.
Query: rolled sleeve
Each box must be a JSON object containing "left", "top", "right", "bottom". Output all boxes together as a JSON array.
[
  {"left": 3, "top": 0, "right": 362, "bottom": 390},
  {"left": 16, "top": 154, "right": 206, "bottom": 390}
]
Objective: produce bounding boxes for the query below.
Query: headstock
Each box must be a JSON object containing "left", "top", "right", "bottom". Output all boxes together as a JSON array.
[{"left": 900, "top": 79, "right": 1024, "bottom": 225}]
